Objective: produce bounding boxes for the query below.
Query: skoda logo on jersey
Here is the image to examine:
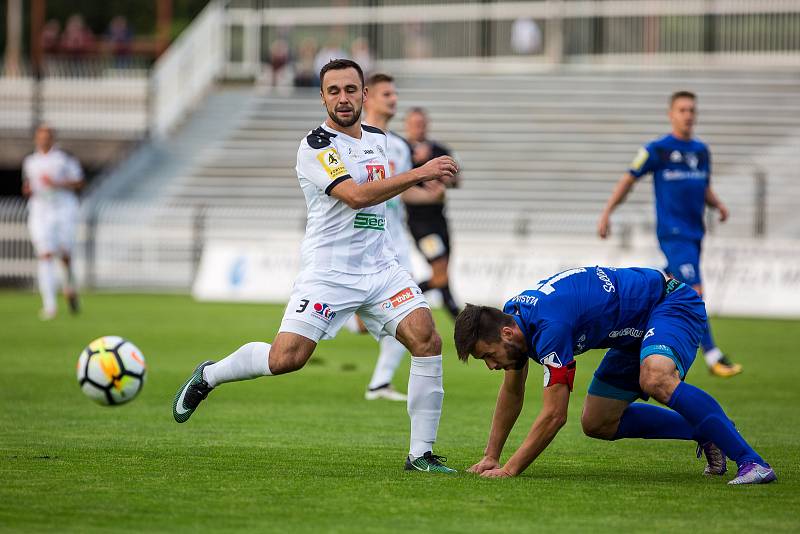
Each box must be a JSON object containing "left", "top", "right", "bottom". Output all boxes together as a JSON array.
[
  {"left": 312, "top": 302, "right": 336, "bottom": 321},
  {"left": 670, "top": 150, "right": 683, "bottom": 163},
  {"left": 686, "top": 152, "right": 699, "bottom": 169}
]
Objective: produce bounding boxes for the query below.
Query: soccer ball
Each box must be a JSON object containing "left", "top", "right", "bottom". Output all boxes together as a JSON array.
[{"left": 76, "top": 336, "right": 146, "bottom": 406}]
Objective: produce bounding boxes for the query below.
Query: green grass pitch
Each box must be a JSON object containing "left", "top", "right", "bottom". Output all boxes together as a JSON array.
[{"left": 1, "top": 292, "right": 798, "bottom": 533}]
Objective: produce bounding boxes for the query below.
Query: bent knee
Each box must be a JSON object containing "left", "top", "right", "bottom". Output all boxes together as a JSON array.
[{"left": 581, "top": 417, "right": 616, "bottom": 440}]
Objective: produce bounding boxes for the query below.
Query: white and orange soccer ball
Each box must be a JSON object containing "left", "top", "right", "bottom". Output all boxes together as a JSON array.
[{"left": 76, "top": 336, "right": 146, "bottom": 406}]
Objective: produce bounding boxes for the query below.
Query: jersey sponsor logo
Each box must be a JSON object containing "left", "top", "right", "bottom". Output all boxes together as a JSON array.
[
  {"left": 317, "top": 148, "right": 347, "bottom": 180},
  {"left": 510, "top": 295, "right": 539, "bottom": 306},
  {"left": 608, "top": 327, "right": 644, "bottom": 339},
  {"left": 539, "top": 351, "right": 562, "bottom": 367},
  {"left": 644, "top": 328, "right": 655, "bottom": 340},
  {"left": 366, "top": 164, "right": 386, "bottom": 182},
  {"left": 381, "top": 287, "right": 416, "bottom": 309},
  {"left": 353, "top": 212, "right": 385, "bottom": 231},
  {"left": 595, "top": 266, "right": 615, "bottom": 293},
  {"left": 679, "top": 263, "right": 696, "bottom": 281},
  {"left": 363, "top": 149, "right": 374, "bottom": 155},
  {"left": 630, "top": 147, "right": 649, "bottom": 171},
  {"left": 663, "top": 169, "right": 707, "bottom": 181},
  {"left": 312, "top": 302, "right": 337, "bottom": 321}
]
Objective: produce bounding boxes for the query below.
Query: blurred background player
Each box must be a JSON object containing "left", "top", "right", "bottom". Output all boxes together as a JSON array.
[
  {"left": 22, "top": 124, "right": 83, "bottom": 320},
  {"left": 597, "top": 91, "right": 742, "bottom": 378},
  {"left": 356, "top": 73, "right": 448, "bottom": 401},
  {"left": 403, "top": 107, "right": 461, "bottom": 320}
]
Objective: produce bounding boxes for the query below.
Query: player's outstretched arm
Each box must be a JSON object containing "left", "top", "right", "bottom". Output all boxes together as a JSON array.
[
  {"left": 468, "top": 362, "right": 529, "bottom": 474},
  {"left": 598, "top": 173, "right": 636, "bottom": 238},
  {"left": 331, "top": 156, "right": 457, "bottom": 209},
  {"left": 481, "top": 382, "right": 570, "bottom": 478},
  {"left": 704, "top": 185, "right": 729, "bottom": 222}
]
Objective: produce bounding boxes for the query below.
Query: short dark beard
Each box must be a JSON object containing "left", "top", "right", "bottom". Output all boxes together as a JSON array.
[
  {"left": 327, "top": 104, "right": 362, "bottom": 128},
  {"left": 503, "top": 340, "right": 528, "bottom": 370}
]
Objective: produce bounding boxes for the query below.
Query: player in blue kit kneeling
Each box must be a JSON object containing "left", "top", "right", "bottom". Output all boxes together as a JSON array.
[{"left": 454, "top": 266, "right": 775, "bottom": 485}]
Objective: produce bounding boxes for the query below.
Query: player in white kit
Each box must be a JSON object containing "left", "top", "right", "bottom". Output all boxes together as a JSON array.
[
  {"left": 22, "top": 125, "right": 83, "bottom": 320},
  {"left": 358, "top": 72, "right": 448, "bottom": 402},
  {"left": 173, "top": 60, "right": 459, "bottom": 473}
]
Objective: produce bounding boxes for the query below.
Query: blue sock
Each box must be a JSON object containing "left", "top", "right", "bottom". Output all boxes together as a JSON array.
[
  {"left": 613, "top": 402, "right": 696, "bottom": 441},
  {"left": 667, "top": 382, "right": 763, "bottom": 467},
  {"left": 700, "top": 318, "right": 716, "bottom": 353}
]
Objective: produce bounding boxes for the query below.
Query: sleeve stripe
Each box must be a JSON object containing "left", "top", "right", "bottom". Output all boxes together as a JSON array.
[{"left": 325, "top": 174, "right": 352, "bottom": 195}]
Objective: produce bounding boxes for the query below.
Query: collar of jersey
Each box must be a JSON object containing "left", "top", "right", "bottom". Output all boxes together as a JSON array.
[{"left": 321, "top": 122, "right": 364, "bottom": 142}]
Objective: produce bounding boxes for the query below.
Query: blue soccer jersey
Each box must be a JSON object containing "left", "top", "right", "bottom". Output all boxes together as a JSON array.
[
  {"left": 503, "top": 267, "right": 668, "bottom": 368},
  {"left": 628, "top": 134, "right": 710, "bottom": 240},
  {"left": 504, "top": 267, "right": 707, "bottom": 396}
]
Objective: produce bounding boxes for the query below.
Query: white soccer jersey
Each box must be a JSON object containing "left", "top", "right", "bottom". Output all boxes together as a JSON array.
[
  {"left": 384, "top": 130, "right": 414, "bottom": 270},
  {"left": 295, "top": 123, "right": 396, "bottom": 275},
  {"left": 22, "top": 148, "right": 82, "bottom": 210}
]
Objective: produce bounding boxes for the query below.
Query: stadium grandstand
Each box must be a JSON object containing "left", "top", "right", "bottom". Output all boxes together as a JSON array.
[{"left": 2, "top": 0, "right": 800, "bottom": 313}]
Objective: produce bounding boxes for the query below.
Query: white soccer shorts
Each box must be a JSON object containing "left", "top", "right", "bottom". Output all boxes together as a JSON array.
[
  {"left": 28, "top": 204, "right": 78, "bottom": 256},
  {"left": 279, "top": 261, "right": 429, "bottom": 343}
]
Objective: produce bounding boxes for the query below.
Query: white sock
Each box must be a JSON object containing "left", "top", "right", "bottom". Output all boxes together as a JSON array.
[
  {"left": 407, "top": 355, "right": 443, "bottom": 459},
  {"left": 203, "top": 342, "right": 272, "bottom": 387},
  {"left": 368, "top": 336, "right": 407, "bottom": 390},
  {"left": 704, "top": 347, "right": 723, "bottom": 367},
  {"left": 37, "top": 259, "right": 57, "bottom": 314}
]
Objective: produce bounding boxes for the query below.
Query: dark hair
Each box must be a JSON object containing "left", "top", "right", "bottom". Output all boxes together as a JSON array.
[
  {"left": 319, "top": 58, "right": 364, "bottom": 88},
  {"left": 405, "top": 106, "right": 427, "bottom": 119},
  {"left": 670, "top": 90, "right": 696, "bottom": 106},
  {"left": 454, "top": 303, "right": 515, "bottom": 362},
  {"left": 366, "top": 72, "right": 394, "bottom": 86}
]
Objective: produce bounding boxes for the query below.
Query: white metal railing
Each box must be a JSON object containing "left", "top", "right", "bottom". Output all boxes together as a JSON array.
[
  {"left": 152, "top": 0, "right": 226, "bottom": 137},
  {"left": 225, "top": 0, "right": 800, "bottom": 78}
]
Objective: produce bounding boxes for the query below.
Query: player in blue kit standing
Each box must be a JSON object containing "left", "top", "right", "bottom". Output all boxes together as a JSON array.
[
  {"left": 454, "top": 266, "right": 775, "bottom": 485},
  {"left": 597, "top": 91, "right": 742, "bottom": 377}
]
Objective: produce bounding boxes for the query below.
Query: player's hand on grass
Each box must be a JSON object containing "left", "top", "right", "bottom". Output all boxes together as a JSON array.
[
  {"left": 467, "top": 455, "right": 501, "bottom": 474},
  {"left": 417, "top": 156, "right": 458, "bottom": 182},
  {"left": 597, "top": 212, "right": 611, "bottom": 239},
  {"left": 479, "top": 467, "right": 514, "bottom": 478}
]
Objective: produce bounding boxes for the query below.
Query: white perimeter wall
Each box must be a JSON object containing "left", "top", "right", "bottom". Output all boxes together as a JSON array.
[{"left": 193, "top": 233, "right": 800, "bottom": 319}]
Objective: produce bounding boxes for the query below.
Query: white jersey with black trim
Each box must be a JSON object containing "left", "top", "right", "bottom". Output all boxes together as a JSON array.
[
  {"left": 295, "top": 122, "right": 396, "bottom": 275},
  {"left": 22, "top": 148, "right": 82, "bottom": 211}
]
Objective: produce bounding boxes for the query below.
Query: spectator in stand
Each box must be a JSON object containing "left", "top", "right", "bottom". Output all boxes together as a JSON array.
[
  {"left": 293, "top": 37, "right": 320, "bottom": 87},
  {"left": 41, "top": 19, "right": 61, "bottom": 55},
  {"left": 107, "top": 16, "right": 133, "bottom": 68},
  {"left": 60, "top": 14, "right": 95, "bottom": 59},
  {"left": 268, "top": 39, "right": 291, "bottom": 87},
  {"left": 313, "top": 40, "right": 348, "bottom": 75},
  {"left": 350, "top": 37, "right": 372, "bottom": 74}
]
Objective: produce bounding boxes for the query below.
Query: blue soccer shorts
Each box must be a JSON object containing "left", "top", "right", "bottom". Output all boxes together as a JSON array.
[
  {"left": 588, "top": 282, "right": 707, "bottom": 402},
  {"left": 658, "top": 237, "right": 702, "bottom": 286}
]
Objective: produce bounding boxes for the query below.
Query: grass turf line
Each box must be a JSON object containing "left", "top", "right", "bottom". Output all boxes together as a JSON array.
[{"left": 0, "top": 292, "right": 798, "bottom": 533}]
